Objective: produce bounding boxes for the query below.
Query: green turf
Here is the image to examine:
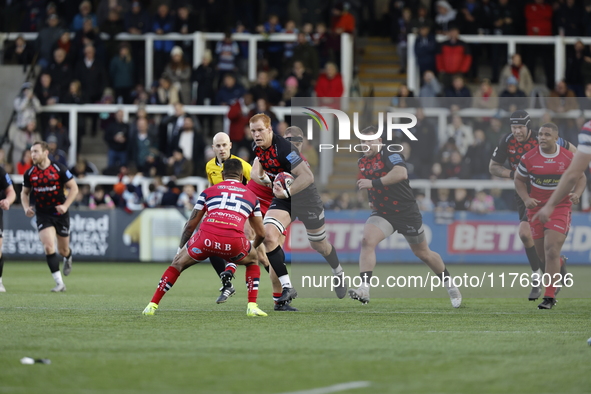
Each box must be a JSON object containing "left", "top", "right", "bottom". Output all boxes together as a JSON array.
[{"left": 1, "top": 262, "right": 590, "bottom": 394}]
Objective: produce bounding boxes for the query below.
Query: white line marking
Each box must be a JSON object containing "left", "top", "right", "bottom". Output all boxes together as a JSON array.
[{"left": 278, "top": 381, "right": 371, "bottom": 394}]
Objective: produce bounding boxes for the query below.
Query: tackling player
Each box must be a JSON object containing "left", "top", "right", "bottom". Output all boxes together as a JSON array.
[
  {"left": 250, "top": 114, "right": 346, "bottom": 305},
  {"left": 489, "top": 110, "right": 573, "bottom": 301},
  {"left": 0, "top": 166, "right": 16, "bottom": 292},
  {"left": 348, "top": 126, "right": 462, "bottom": 307},
  {"left": 21, "top": 141, "right": 78, "bottom": 292},
  {"left": 515, "top": 123, "right": 585, "bottom": 309},
  {"left": 143, "top": 159, "right": 268, "bottom": 317}
]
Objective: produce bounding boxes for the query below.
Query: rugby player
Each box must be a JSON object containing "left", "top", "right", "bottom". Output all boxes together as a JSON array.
[
  {"left": 348, "top": 126, "right": 462, "bottom": 307},
  {"left": 515, "top": 123, "right": 585, "bottom": 309},
  {"left": 489, "top": 110, "right": 573, "bottom": 300},
  {"left": 0, "top": 166, "right": 16, "bottom": 292},
  {"left": 143, "top": 159, "right": 267, "bottom": 317},
  {"left": 21, "top": 141, "right": 78, "bottom": 292},
  {"left": 249, "top": 114, "right": 346, "bottom": 305}
]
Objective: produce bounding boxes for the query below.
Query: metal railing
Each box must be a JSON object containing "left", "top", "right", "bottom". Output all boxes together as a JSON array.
[
  {"left": 0, "top": 31, "right": 354, "bottom": 96},
  {"left": 407, "top": 34, "right": 591, "bottom": 92}
]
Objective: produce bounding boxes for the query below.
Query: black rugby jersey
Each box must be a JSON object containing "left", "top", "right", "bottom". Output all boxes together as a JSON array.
[
  {"left": 358, "top": 149, "right": 415, "bottom": 214},
  {"left": 0, "top": 166, "right": 13, "bottom": 199},
  {"left": 23, "top": 161, "right": 74, "bottom": 214}
]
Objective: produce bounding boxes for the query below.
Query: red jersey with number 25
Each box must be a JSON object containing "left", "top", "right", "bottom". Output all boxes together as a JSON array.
[
  {"left": 194, "top": 179, "right": 261, "bottom": 237},
  {"left": 516, "top": 145, "right": 573, "bottom": 210}
]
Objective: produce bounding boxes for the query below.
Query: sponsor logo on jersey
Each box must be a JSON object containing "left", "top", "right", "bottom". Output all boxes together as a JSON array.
[{"left": 192, "top": 247, "right": 202, "bottom": 254}]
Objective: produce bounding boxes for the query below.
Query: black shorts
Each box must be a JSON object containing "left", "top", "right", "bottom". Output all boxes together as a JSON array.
[
  {"left": 269, "top": 197, "right": 326, "bottom": 230},
  {"left": 370, "top": 203, "right": 424, "bottom": 237},
  {"left": 37, "top": 212, "right": 70, "bottom": 237},
  {"left": 514, "top": 192, "right": 528, "bottom": 222}
]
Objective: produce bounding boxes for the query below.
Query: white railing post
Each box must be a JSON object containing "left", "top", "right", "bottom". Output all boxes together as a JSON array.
[
  {"left": 340, "top": 33, "right": 353, "bottom": 97},
  {"left": 145, "top": 34, "right": 154, "bottom": 88},
  {"left": 407, "top": 33, "right": 418, "bottom": 92},
  {"left": 248, "top": 36, "right": 257, "bottom": 82},
  {"left": 555, "top": 35, "right": 566, "bottom": 84},
  {"left": 68, "top": 109, "right": 77, "bottom": 167},
  {"left": 508, "top": 40, "right": 516, "bottom": 58},
  {"left": 320, "top": 115, "right": 334, "bottom": 187},
  {"left": 193, "top": 31, "right": 204, "bottom": 68}
]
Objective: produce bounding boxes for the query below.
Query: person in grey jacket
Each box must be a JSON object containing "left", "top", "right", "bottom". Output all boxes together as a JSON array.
[{"left": 14, "top": 82, "right": 41, "bottom": 130}]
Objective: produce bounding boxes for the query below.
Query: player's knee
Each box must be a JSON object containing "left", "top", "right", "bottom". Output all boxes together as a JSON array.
[
  {"left": 518, "top": 227, "right": 531, "bottom": 243},
  {"left": 412, "top": 247, "right": 431, "bottom": 262},
  {"left": 544, "top": 245, "right": 560, "bottom": 261},
  {"left": 361, "top": 236, "right": 378, "bottom": 250},
  {"left": 58, "top": 246, "right": 69, "bottom": 256},
  {"left": 43, "top": 245, "right": 55, "bottom": 254}
]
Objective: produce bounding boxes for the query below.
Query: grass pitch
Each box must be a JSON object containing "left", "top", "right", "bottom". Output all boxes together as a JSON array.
[{"left": 1, "top": 262, "right": 590, "bottom": 394}]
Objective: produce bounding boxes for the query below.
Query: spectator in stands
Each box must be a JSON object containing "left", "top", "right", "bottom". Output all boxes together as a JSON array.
[
  {"left": 331, "top": 193, "right": 352, "bottom": 211},
  {"left": 36, "top": 14, "right": 65, "bottom": 68},
  {"left": 174, "top": 5, "right": 200, "bottom": 62},
  {"left": 3, "top": 35, "right": 35, "bottom": 65},
  {"left": 128, "top": 118, "right": 158, "bottom": 173},
  {"left": 17, "top": 150, "right": 33, "bottom": 175},
  {"left": 89, "top": 185, "right": 116, "bottom": 210},
  {"left": 445, "top": 75, "right": 472, "bottom": 110},
  {"left": 399, "top": 142, "right": 418, "bottom": 179},
  {"left": 410, "top": 5, "right": 433, "bottom": 32},
  {"left": 282, "top": 20, "right": 298, "bottom": 68},
  {"left": 48, "top": 48, "right": 74, "bottom": 98},
  {"left": 166, "top": 147, "right": 193, "bottom": 179},
  {"left": 463, "top": 129, "right": 492, "bottom": 179},
  {"left": 434, "top": 188, "right": 454, "bottom": 224},
  {"left": 105, "top": 110, "right": 129, "bottom": 169},
  {"left": 163, "top": 46, "right": 192, "bottom": 105},
  {"left": 158, "top": 103, "right": 192, "bottom": 157},
  {"left": 47, "top": 135, "right": 68, "bottom": 166},
  {"left": 394, "top": 8, "right": 412, "bottom": 74},
  {"left": 152, "top": 3, "right": 175, "bottom": 80},
  {"left": 145, "top": 179, "right": 164, "bottom": 207},
  {"left": 288, "top": 60, "right": 313, "bottom": 97},
  {"left": 409, "top": 108, "right": 438, "bottom": 178},
  {"left": 470, "top": 190, "right": 495, "bottom": 214},
  {"left": 499, "top": 53, "right": 533, "bottom": 97},
  {"left": 258, "top": 15, "right": 284, "bottom": 73},
  {"left": 414, "top": 24, "right": 437, "bottom": 80},
  {"left": 579, "top": 83, "right": 591, "bottom": 111},
  {"left": 312, "top": 22, "right": 330, "bottom": 68},
  {"left": 12, "top": 120, "right": 41, "bottom": 166},
  {"left": 416, "top": 193, "right": 434, "bottom": 212},
  {"left": 35, "top": 73, "right": 59, "bottom": 107},
  {"left": 453, "top": 188, "right": 471, "bottom": 211},
  {"left": 109, "top": 43, "right": 135, "bottom": 104},
  {"left": 215, "top": 73, "right": 246, "bottom": 105},
  {"left": 472, "top": 79, "right": 498, "bottom": 110},
  {"left": 156, "top": 76, "right": 180, "bottom": 105},
  {"left": 54, "top": 31, "right": 74, "bottom": 65},
  {"left": 177, "top": 184, "right": 198, "bottom": 212},
  {"left": 446, "top": 115, "right": 473, "bottom": 156},
  {"left": 499, "top": 76, "right": 526, "bottom": 113},
  {"left": 315, "top": 62, "right": 344, "bottom": 106},
  {"left": 227, "top": 92, "right": 254, "bottom": 153},
  {"left": 477, "top": 0, "right": 501, "bottom": 82},
  {"left": 172, "top": 117, "right": 206, "bottom": 177},
  {"left": 97, "top": 0, "right": 129, "bottom": 27},
  {"left": 249, "top": 71, "right": 281, "bottom": 106},
  {"left": 70, "top": 155, "right": 99, "bottom": 178},
  {"left": 490, "top": 188, "right": 509, "bottom": 211},
  {"left": 546, "top": 80, "right": 579, "bottom": 113},
  {"left": 44, "top": 115, "right": 70, "bottom": 153},
  {"left": 494, "top": 0, "right": 518, "bottom": 36},
  {"left": 14, "top": 82, "right": 41, "bottom": 130},
  {"left": 524, "top": 0, "right": 554, "bottom": 89},
  {"left": 443, "top": 150, "right": 468, "bottom": 179},
  {"left": 75, "top": 45, "right": 107, "bottom": 103},
  {"left": 215, "top": 31, "right": 240, "bottom": 78},
  {"left": 248, "top": 99, "right": 279, "bottom": 132},
  {"left": 555, "top": 0, "right": 583, "bottom": 37},
  {"left": 72, "top": 185, "right": 91, "bottom": 209},
  {"left": 101, "top": 9, "right": 125, "bottom": 61},
  {"left": 434, "top": 1, "right": 457, "bottom": 33},
  {"left": 392, "top": 84, "right": 417, "bottom": 108},
  {"left": 62, "top": 79, "right": 86, "bottom": 105},
  {"left": 72, "top": 1, "right": 98, "bottom": 31},
  {"left": 281, "top": 76, "right": 299, "bottom": 107},
  {"left": 331, "top": 2, "right": 355, "bottom": 34},
  {"left": 436, "top": 25, "right": 472, "bottom": 88},
  {"left": 565, "top": 40, "right": 586, "bottom": 97},
  {"left": 419, "top": 71, "right": 441, "bottom": 107},
  {"left": 192, "top": 49, "right": 216, "bottom": 105},
  {"left": 292, "top": 32, "right": 319, "bottom": 79},
  {"left": 125, "top": 1, "right": 149, "bottom": 34}
]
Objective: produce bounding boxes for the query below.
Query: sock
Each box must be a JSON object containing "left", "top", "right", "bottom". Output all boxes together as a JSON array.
[
  {"left": 266, "top": 245, "right": 288, "bottom": 277},
  {"left": 263, "top": 264, "right": 270, "bottom": 273},
  {"left": 150, "top": 266, "right": 181, "bottom": 304},
  {"left": 437, "top": 268, "right": 452, "bottom": 289},
  {"left": 544, "top": 285, "right": 556, "bottom": 298},
  {"left": 278, "top": 275, "right": 292, "bottom": 288},
  {"left": 64, "top": 249, "right": 72, "bottom": 259},
  {"left": 323, "top": 245, "right": 341, "bottom": 271},
  {"left": 360, "top": 271, "right": 372, "bottom": 286},
  {"left": 224, "top": 263, "right": 237, "bottom": 276},
  {"left": 52, "top": 271, "right": 63, "bottom": 286},
  {"left": 0, "top": 255, "right": 4, "bottom": 278},
  {"left": 525, "top": 246, "right": 542, "bottom": 272},
  {"left": 210, "top": 256, "right": 226, "bottom": 277},
  {"left": 46, "top": 253, "right": 60, "bottom": 273},
  {"left": 245, "top": 264, "right": 260, "bottom": 303},
  {"left": 273, "top": 292, "right": 282, "bottom": 303}
]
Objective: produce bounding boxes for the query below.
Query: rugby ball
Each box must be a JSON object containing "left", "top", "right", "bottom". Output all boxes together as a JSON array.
[{"left": 274, "top": 172, "right": 294, "bottom": 192}]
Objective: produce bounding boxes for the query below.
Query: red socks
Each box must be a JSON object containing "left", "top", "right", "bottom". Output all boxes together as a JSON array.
[
  {"left": 151, "top": 266, "right": 180, "bottom": 304},
  {"left": 246, "top": 264, "right": 260, "bottom": 303},
  {"left": 544, "top": 285, "right": 556, "bottom": 298},
  {"left": 224, "top": 263, "right": 237, "bottom": 275}
]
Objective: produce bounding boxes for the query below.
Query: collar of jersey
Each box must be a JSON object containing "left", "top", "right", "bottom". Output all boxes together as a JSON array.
[{"left": 539, "top": 144, "right": 560, "bottom": 159}]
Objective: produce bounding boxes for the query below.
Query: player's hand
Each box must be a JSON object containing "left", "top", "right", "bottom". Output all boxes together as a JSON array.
[
  {"left": 25, "top": 207, "right": 35, "bottom": 217},
  {"left": 569, "top": 193, "right": 580, "bottom": 205},
  {"left": 0, "top": 199, "right": 10, "bottom": 210},
  {"left": 524, "top": 198, "right": 540, "bottom": 209},
  {"left": 532, "top": 205, "right": 553, "bottom": 224},
  {"left": 273, "top": 183, "right": 288, "bottom": 199},
  {"left": 56, "top": 204, "right": 69, "bottom": 215},
  {"left": 368, "top": 201, "right": 375, "bottom": 210},
  {"left": 357, "top": 179, "right": 372, "bottom": 190}
]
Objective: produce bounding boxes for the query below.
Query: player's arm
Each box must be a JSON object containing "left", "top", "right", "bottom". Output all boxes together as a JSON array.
[
  {"left": 514, "top": 173, "right": 539, "bottom": 209},
  {"left": 569, "top": 173, "right": 587, "bottom": 205},
  {"left": 278, "top": 161, "right": 313, "bottom": 197},
  {"left": 179, "top": 208, "right": 205, "bottom": 248},
  {"left": 0, "top": 185, "right": 16, "bottom": 210},
  {"left": 57, "top": 178, "right": 79, "bottom": 214},
  {"left": 489, "top": 139, "right": 512, "bottom": 178},
  {"left": 358, "top": 165, "right": 407, "bottom": 190},
  {"left": 21, "top": 186, "right": 35, "bottom": 217},
  {"left": 248, "top": 214, "right": 265, "bottom": 249},
  {"left": 251, "top": 158, "right": 272, "bottom": 187}
]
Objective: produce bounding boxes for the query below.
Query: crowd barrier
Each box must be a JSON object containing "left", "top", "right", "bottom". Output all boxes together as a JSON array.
[{"left": 4, "top": 208, "right": 591, "bottom": 264}]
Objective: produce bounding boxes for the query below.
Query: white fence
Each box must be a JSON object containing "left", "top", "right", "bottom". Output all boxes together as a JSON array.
[
  {"left": 0, "top": 31, "right": 353, "bottom": 97},
  {"left": 406, "top": 34, "right": 591, "bottom": 92}
]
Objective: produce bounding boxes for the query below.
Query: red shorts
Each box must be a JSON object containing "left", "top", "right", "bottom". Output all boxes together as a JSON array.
[
  {"left": 187, "top": 229, "right": 252, "bottom": 263},
  {"left": 527, "top": 206, "right": 572, "bottom": 239},
  {"left": 247, "top": 180, "right": 273, "bottom": 216}
]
